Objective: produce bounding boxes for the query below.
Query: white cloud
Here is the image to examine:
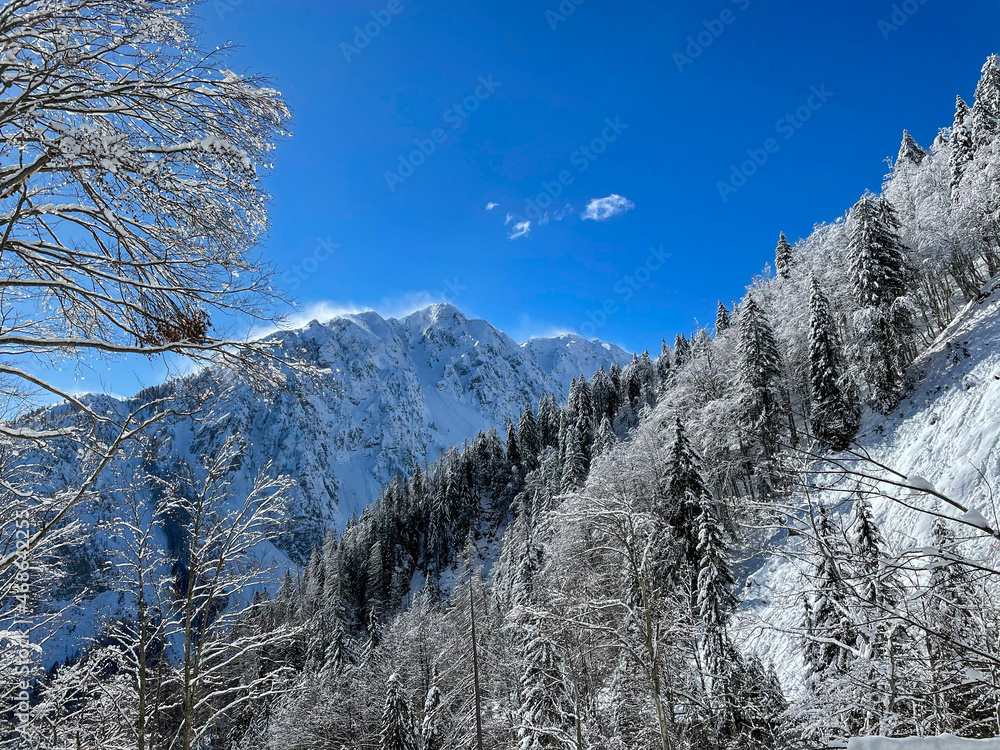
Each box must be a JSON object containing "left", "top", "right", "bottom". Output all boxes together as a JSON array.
[
  {"left": 485, "top": 201, "right": 499, "bottom": 211},
  {"left": 508, "top": 220, "right": 531, "bottom": 239},
  {"left": 252, "top": 291, "right": 462, "bottom": 338},
  {"left": 581, "top": 194, "right": 635, "bottom": 221}
]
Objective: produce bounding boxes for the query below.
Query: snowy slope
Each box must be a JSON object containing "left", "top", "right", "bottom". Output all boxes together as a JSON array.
[{"left": 743, "top": 278, "right": 1000, "bottom": 687}]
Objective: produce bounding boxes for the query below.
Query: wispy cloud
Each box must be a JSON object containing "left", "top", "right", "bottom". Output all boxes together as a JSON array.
[
  {"left": 252, "top": 291, "right": 463, "bottom": 338},
  {"left": 505, "top": 212, "right": 531, "bottom": 239},
  {"left": 485, "top": 201, "right": 499, "bottom": 211},
  {"left": 581, "top": 194, "right": 634, "bottom": 221},
  {"left": 508, "top": 221, "right": 531, "bottom": 239}
]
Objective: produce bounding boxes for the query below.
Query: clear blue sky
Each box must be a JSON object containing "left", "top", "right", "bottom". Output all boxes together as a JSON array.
[{"left": 65, "top": 0, "right": 1000, "bottom": 395}]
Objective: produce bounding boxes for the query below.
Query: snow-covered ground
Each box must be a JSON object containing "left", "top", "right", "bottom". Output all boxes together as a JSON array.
[
  {"left": 744, "top": 277, "right": 1000, "bottom": 686},
  {"left": 848, "top": 736, "right": 1000, "bottom": 749}
]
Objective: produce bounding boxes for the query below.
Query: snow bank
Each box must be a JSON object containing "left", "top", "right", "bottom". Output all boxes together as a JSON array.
[{"left": 847, "top": 736, "right": 1000, "bottom": 749}]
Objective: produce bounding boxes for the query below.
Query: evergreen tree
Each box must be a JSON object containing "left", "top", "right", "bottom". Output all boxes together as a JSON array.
[
  {"left": 950, "top": 96, "right": 975, "bottom": 201},
  {"left": 806, "top": 508, "right": 855, "bottom": 679},
  {"left": 971, "top": 53, "right": 1000, "bottom": 149},
  {"left": 716, "top": 301, "right": 731, "bottom": 333},
  {"left": 591, "top": 366, "right": 617, "bottom": 424},
  {"left": 507, "top": 419, "right": 523, "bottom": 471},
  {"left": 514, "top": 609, "right": 578, "bottom": 750},
  {"left": 696, "top": 497, "right": 737, "bottom": 677},
  {"left": 896, "top": 129, "right": 927, "bottom": 167},
  {"left": 518, "top": 402, "right": 542, "bottom": 470},
  {"left": 593, "top": 415, "right": 616, "bottom": 456},
  {"left": 380, "top": 673, "right": 417, "bottom": 750},
  {"left": 775, "top": 232, "right": 795, "bottom": 280},
  {"left": 847, "top": 194, "right": 915, "bottom": 412},
  {"left": 674, "top": 333, "right": 691, "bottom": 366},
  {"left": 663, "top": 418, "right": 711, "bottom": 577},
  {"left": 656, "top": 339, "right": 673, "bottom": 392},
  {"left": 808, "top": 278, "right": 859, "bottom": 450},
  {"left": 420, "top": 675, "right": 443, "bottom": 750},
  {"left": 736, "top": 294, "right": 785, "bottom": 467},
  {"left": 365, "top": 606, "right": 382, "bottom": 659},
  {"left": 538, "top": 393, "right": 561, "bottom": 449}
]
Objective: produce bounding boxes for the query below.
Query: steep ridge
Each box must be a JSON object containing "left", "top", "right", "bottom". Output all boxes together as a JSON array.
[{"left": 743, "top": 277, "right": 1000, "bottom": 686}]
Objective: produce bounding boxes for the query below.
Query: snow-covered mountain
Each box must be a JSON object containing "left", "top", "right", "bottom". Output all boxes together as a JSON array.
[{"left": 186, "top": 303, "right": 630, "bottom": 546}]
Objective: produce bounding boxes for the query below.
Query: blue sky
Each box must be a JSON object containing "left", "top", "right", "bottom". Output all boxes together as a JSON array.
[{"left": 62, "top": 0, "right": 1000, "bottom": 395}]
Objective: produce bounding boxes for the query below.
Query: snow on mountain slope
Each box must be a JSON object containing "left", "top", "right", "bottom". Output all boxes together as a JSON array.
[{"left": 743, "top": 278, "right": 1000, "bottom": 688}]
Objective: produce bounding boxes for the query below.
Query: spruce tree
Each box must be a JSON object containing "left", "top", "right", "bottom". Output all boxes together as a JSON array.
[
  {"left": 716, "top": 301, "right": 730, "bottom": 333},
  {"left": 538, "top": 393, "right": 561, "bottom": 449},
  {"left": 663, "top": 418, "right": 711, "bottom": 577},
  {"left": 950, "top": 96, "right": 975, "bottom": 201},
  {"left": 593, "top": 415, "right": 615, "bottom": 456},
  {"left": 808, "top": 278, "right": 859, "bottom": 450},
  {"left": 518, "top": 402, "right": 541, "bottom": 470},
  {"left": 380, "top": 673, "right": 417, "bottom": 750},
  {"left": 736, "top": 294, "right": 785, "bottom": 466},
  {"left": 971, "top": 53, "right": 1000, "bottom": 150},
  {"left": 514, "top": 609, "right": 578, "bottom": 750},
  {"left": 806, "top": 508, "right": 855, "bottom": 678},
  {"left": 847, "top": 194, "right": 915, "bottom": 412},
  {"left": 896, "top": 129, "right": 927, "bottom": 167},
  {"left": 656, "top": 339, "right": 673, "bottom": 392},
  {"left": 775, "top": 232, "right": 795, "bottom": 280},
  {"left": 420, "top": 677, "right": 443, "bottom": 750},
  {"left": 674, "top": 333, "right": 691, "bottom": 366},
  {"left": 507, "top": 419, "right": 523, "bottom": 471},
  {"left": 696, "top": 496, "right": 737, "bottom": 677}
]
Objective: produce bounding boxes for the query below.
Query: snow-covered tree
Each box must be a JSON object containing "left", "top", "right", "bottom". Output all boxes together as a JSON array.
[
  {"left": 775, "top": 232, "right": 795, "bottom": 279},
  {"left": 808, "top": 278, "right": 859, "bottom": 450},
  {"left": 847, "top": 194, "right": 916, "bottom": 412},
  {"left": 380, "top": 673, "right": 417, "bottom": 750}
]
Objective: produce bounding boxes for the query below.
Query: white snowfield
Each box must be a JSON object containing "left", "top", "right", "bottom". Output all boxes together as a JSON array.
[
  {"left": 744, "top": 277, "right": 1000, "bottom": 686},
  {"left": 847, "top": 736, "right": 1000, "bottom": 749}
]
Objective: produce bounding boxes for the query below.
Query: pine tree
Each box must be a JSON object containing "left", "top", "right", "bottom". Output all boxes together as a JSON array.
[
  {"left": 806, "top": 508, "right": 855, "bottom": 678},
  {"left": 514, "top": 609, "right": 578, "bottom": 750},
  {"left": 674, "top": 333, "right": 691, "bottom": 366},
  {"left": 662, "top": 418, "right": 711, "bottom": 578},
  {"left": 518, "top": 402, "right": 542, "bottom": 470},
  {"left": 896, "top": 129, "right": 927, "bottom": 167},
  {"left": 950, "top": 96, "right": 975, "bottom": 201},
  {"left": 656, "top": 339, "right": 673, "bottom": 392},
  {"left": 775, "top": 232, "right": 795, "bottom": 280},
  {"left": 365, "top": 605, "right": 382, "bottom": 659},
  {"left": 507, "top": 419, "right": 523, "bottom": 471},
  {"left": 736, "top": 294, "right": 785, "bottom": 466},
  {"left": 593, "top": 415, "right": 616, "bottom": 456},
  {"left": 971, "top": 53, "right": 1000, "bottom": 150},
  {"left": 847, "top": 194, "right": 915, "bottom": 412},
  {"left": 696, "top": 497, "right": 737, "bottom": 677},
  {"left": 716, "top": 301, "right": 730, "bottom": 333},
  {"left": 380, "top": 673, "right": 417, "bottom": 750},
  {"left": 538, "top": 393, "right": 561, "bottom": 449},
  {"left": 808, "top": 278, "right": 859, "bottom": 450},
  {"left": 420, "top": 676, "right": 443, "bottom": 750}
]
